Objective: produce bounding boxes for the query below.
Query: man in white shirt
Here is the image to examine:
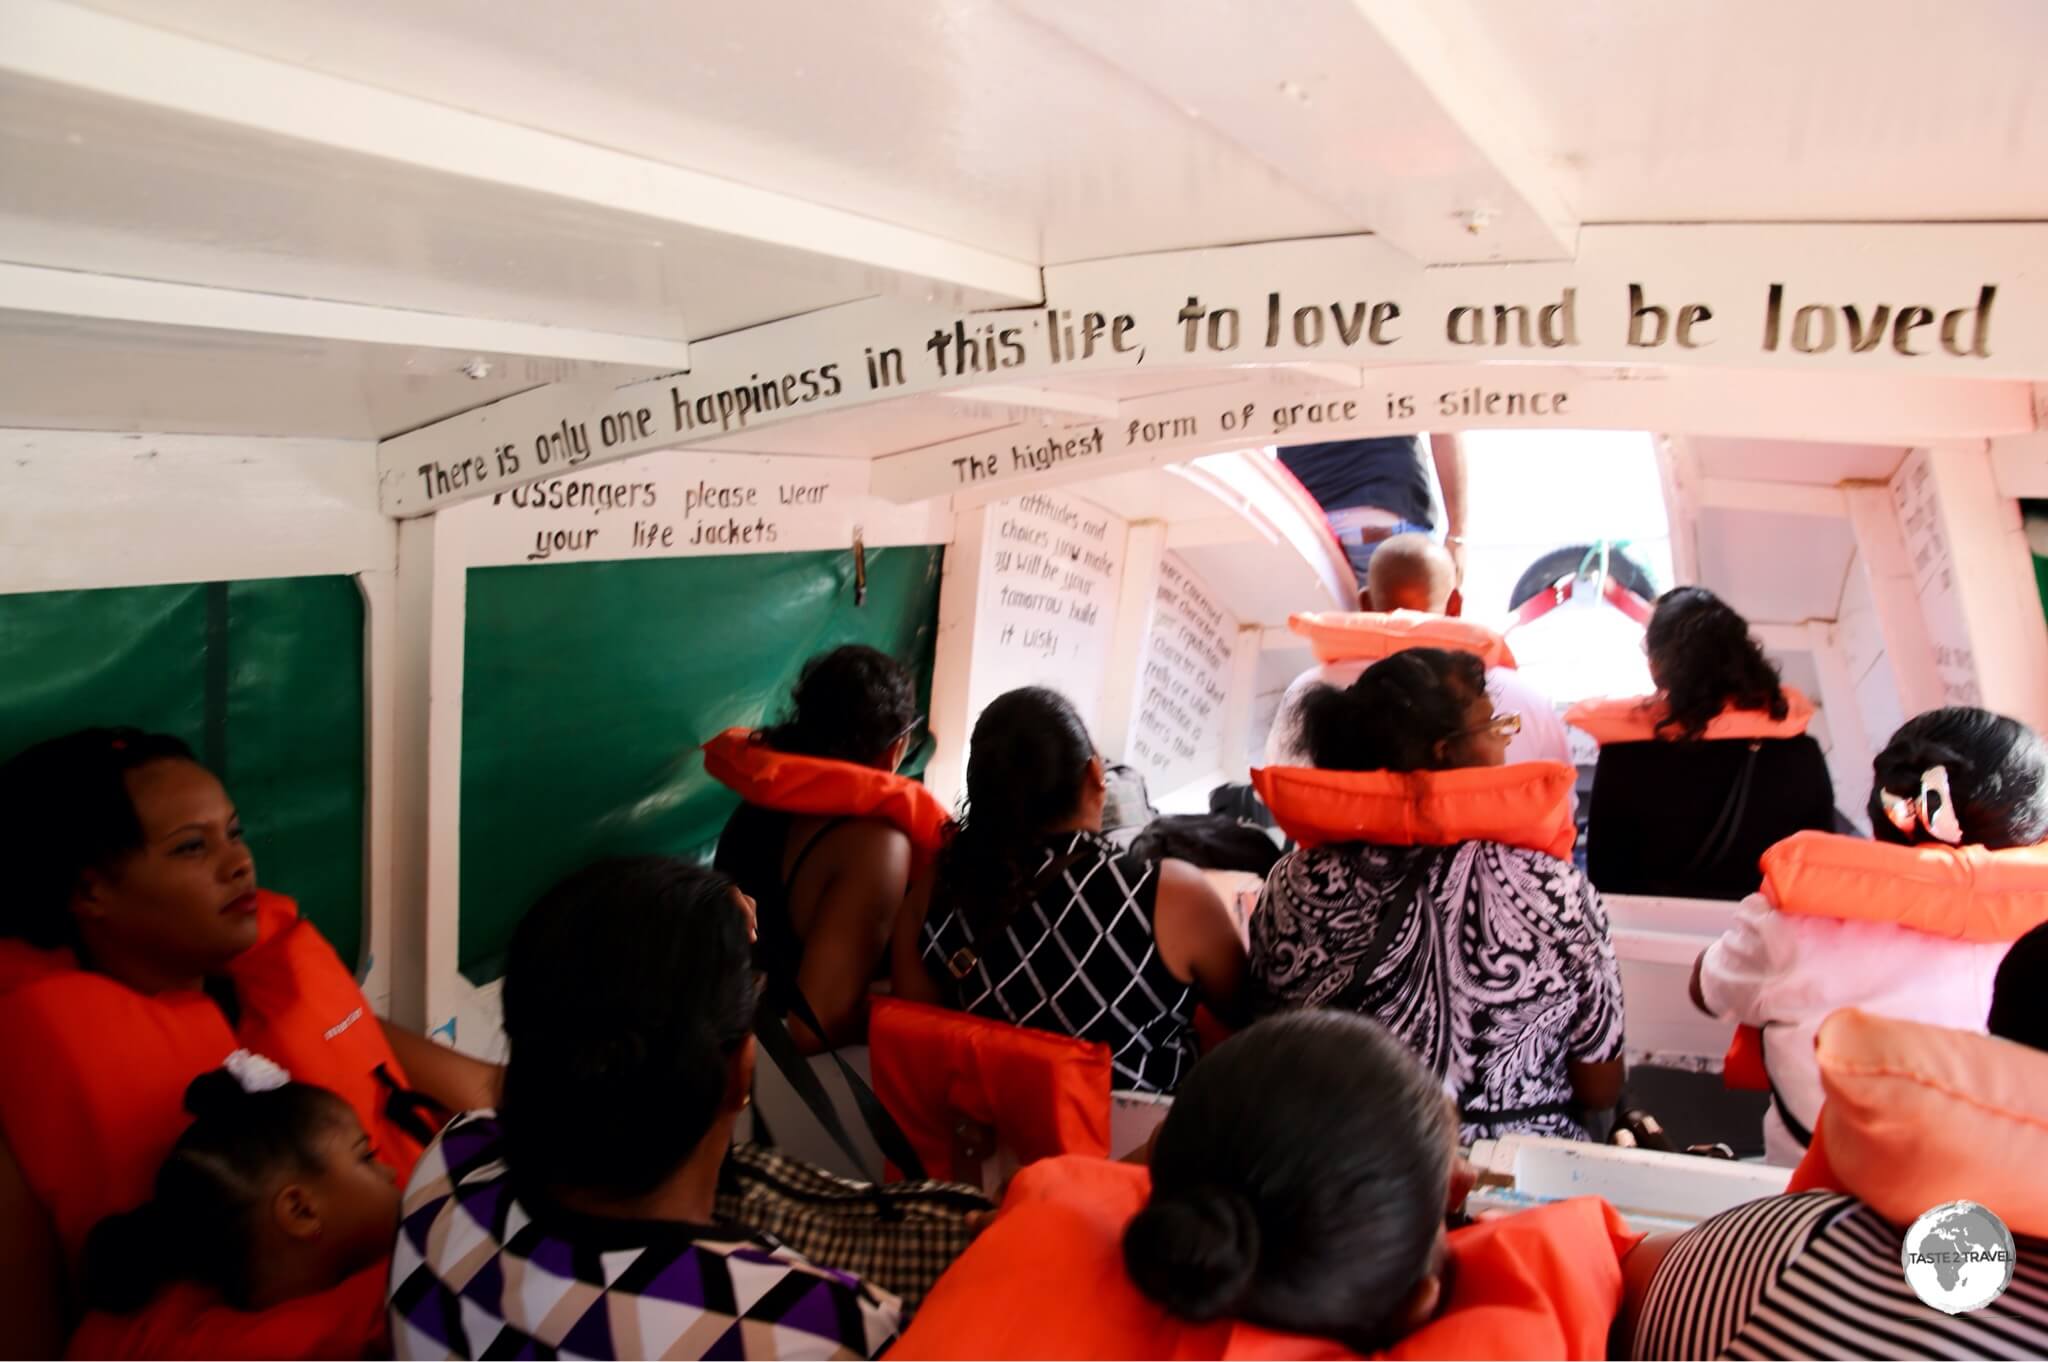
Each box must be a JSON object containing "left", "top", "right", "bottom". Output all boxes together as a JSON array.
[{"left": 1264, "top": 535, "right": 1573, "bottom": 782}]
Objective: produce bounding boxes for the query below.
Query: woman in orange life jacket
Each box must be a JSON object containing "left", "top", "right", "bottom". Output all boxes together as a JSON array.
[
  {"left": 891, "top": 686, "right": 1248, "bottom": 1095},
  {"left": 0, "top": 728, "right": 501, "bottom": 1354},
  {"left": 72, "top": 1059, "right": 402, "bottom": 1355},
  {"left": 1574, "top": 586, "right": 1836, "bottom": 899},
  {"left": 1690, "top": 706, "right": 2048, "bottom": 1166},
  {"left": 894, "top": 1010, "right": 1640, "bottom": 1361},
  {"left": 1251, "top": 648, "right": 1626, "bottom": 1141},
  {"left": 711, "top": 645, "right": 932, "bottom": 1051}
]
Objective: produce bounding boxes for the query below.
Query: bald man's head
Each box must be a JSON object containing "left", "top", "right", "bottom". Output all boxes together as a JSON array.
[{"left": 1364, "top": 534, "right": 1456, "bottom": 614}]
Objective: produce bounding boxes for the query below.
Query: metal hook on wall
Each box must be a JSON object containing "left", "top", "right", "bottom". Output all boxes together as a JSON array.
[{"left": 852, "top": 524, "right": 867, "bottom": 606}]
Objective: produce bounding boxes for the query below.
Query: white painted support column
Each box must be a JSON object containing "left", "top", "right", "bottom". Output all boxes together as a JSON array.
[
  {"left": 1802, "top": 620, "right": 1876, "bottom": 830},
  {"left": 388, "top": 515, "right": 470, "bottom": 1041},
  {"left": 1655, "top": 435, "right": 1702, "bottom": 585},
  {"left": 1916, "top": 444, "right": 2048, "bottom": 730},
  {"left": 924, "top": 505, "right": 989, "bottom": 815},
  {"left": 357, "top": 571, "right": 397, "bottom": 1010},
  {"left": 1843, "top": 483, "right": 1942, "bottom": 716},
  {"left": 1217, "top": 624, "right": 1265, "bottom": 784},
  {"left": 1096, "top": 521, "right": 1170, "bottom": 764}
]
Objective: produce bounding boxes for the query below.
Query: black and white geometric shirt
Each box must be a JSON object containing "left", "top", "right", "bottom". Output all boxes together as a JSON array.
[
  {"left": 389, "top": 1113, "right": 902, "bottom": 1361},
  {"left": 1250, "top": 837, "right": 1624, "bottom": 1141},
  {"left": 921, "top": 830, "right": 1198, "bottom": 1094},
  {"left": 1635, "top": 1192, "right": 2048, "bottom": 1360}
]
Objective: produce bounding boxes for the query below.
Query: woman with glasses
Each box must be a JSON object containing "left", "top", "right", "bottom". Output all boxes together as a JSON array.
[
  {"left": 711, "top": 645, "right": 937, "bottom": 1051},
  {"left": 1249, "top": 648, "right": 1625, "bottom": 1142}
]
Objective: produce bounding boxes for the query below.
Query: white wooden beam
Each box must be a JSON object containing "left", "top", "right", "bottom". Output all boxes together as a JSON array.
[
  {"left": 1217, "top": 624, "right": 1266, "bottom": 784},
  {"left": 923, "top": 504, "right": 989, "bottom": 814},
  {"left": 386, "top": 514, "right": 467, "bottom": 1037},
  {"left": 1842, "top": 483, "right": 1944, "bottom": 715},
  {"left": 1276, "top": 362, "right": 1367, "bottom": 388},
  {"left": 1910, "top": 443, "right": 2048, "bottom": 731},
  {"left": 1166, "top": 516, "right": 1266, "bottom": 550},
  {"left": 1750, "top": 622, "right": 1816, "bottom": 653},
  {"left": 1096, "top": 522, "right": 1171, "bottom": 764},
  {"left": 0, "top": 430, "right": 391, "bottom": 594},
  {"left": 357, "top": 571, "right": 398, "bottom": 1009},
  {"left": 1347, "top": 0, "right": 1579, "bottom": 259},
  {"left": 1990, "top": 430, "right": 2048, "bottom": 500},
  {"left": 0, "top": 262, "right": 692, "bottom": 369},
  {"left": 937, "top": 386, "right": 1121, "bottom": 421},
  {"left": 1655, "top": 436, "right": 1703, "bottom": 585},
  {"left": 1022, "top": 0, "right": 1575, "bottom": 264},
  {"left": 3, "top": 0, "right": 1042, "bottom": 307},
  {"left": 1802, "top": 620, "right": 1878, "bottom": 822},
  {"left": 1694, "top": 476, "right": 1849, "bottom": 519}
]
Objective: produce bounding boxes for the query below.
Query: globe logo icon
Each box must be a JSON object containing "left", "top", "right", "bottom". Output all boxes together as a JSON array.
[{"left": 1902, "top": 1200, "right": 2017, "bottom": 1315}]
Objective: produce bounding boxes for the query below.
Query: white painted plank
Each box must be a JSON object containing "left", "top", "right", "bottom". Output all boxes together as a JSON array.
[
  {"left": 0, "top": 262, "right": 691, "bottom": 369},
  {"left": 0, "top": 430, "right": 391, "bottom": 594},
  {"left": 2, "top": 0, "right": 1042, "bottom": 308}
]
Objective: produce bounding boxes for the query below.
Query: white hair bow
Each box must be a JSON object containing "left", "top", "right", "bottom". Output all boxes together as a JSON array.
[
  {"left": 222, "top": 1048, "right": 291, "bottom": 1093},
  {"left": 1879, "top": 764, "right": 1965, "bottom": 845}
]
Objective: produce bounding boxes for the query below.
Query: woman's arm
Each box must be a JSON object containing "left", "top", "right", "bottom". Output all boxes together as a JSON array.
[
  {"left": 788, "top": 824, "right": 913, "bottom": 1052},
  {"left": 0, "top": 1134, "right": 67, "bottom": 1359},
  {"left": 1692, "top": 896, "right": 1793, "bottom": 1025},
  {"left": 382, "top": 1021, "right": 503, "bottom": 1113},
  {"left": 888, "top": 873, "right": 943, "bottom": 1006},
  {"left": 1153, "top": 858, "right": 1251, "bottom": 1026}
]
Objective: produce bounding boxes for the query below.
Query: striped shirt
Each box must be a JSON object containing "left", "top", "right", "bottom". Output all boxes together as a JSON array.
[{"left": 1634, "top": 1192, "right": 2048, "bottom": 1360}]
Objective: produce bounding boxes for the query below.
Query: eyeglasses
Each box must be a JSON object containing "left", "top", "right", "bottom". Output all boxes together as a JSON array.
[{"left": 1450, "top": 711, "right": 1522, "bottom": 742}]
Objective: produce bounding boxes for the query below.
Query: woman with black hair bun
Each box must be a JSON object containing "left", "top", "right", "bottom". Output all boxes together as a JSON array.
[
  {"left": 1692, "top": 706, "right": 2048, "bottom": 1165},
  {"left": 709, "top": 644, "right": 947, "bottom": 1051},
  {"left": 1250, "top": 648, "right": 1625, "bottom": 1142},
  {"left": 890, "top": 687, "right": 1247, "bottom": 1094},
  {"left": 1570, "top": 586, "right": 1837, "bottom": 899},
  {"left": 892, "top": 1012, "right": 1641, "bottom": 1359}
]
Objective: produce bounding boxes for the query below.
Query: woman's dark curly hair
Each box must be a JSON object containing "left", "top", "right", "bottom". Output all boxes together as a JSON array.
[
  {"left": 1644, "top": 586, "right": 1787, "bottom": 741},
  {"left": 758, "top": 645, "right": 916, "bottom": 766}
]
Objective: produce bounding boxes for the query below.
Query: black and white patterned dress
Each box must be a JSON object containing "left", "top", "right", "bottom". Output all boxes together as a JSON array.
[
  {"left": 921, "top": 830, "right": 1198, "bottom": 1095},
  {"left": 1249, "top": 838, "right": 1623, "bottom": 1141}
]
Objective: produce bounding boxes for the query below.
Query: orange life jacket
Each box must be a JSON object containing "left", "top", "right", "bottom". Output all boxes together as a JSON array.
[
  {"left": 868, "top": 996, "right": 1112, "bottom": 1183},
  {"left": 1252, "top": 763, "right": 1577, "bottom": 861},
  {"left": 702, "top": 727, "right": 953, "bottom": 868},
  {"left": 1721, "top": 832, "right": 2048, "bottom": 1091},
  {"left": 64, "top": 1261, "right": 389, "bottom": 1361},
  {"left": 1288, "top": 611, "right": 1518, "bottom": 670},
  {"left": 0, "top": 893, "right": 425, "bottom": 1359},
  {"left": 893, "top": 1156, "right": 1637, "bottom": 1360},
  {"left": 1564, "top": 689, "right": 1815, "bottom": 745}
]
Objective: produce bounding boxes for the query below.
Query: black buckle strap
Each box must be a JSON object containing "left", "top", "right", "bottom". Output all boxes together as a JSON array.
[
  {"left": 374, "top": 1062, "right": 450, "bottom": 1146},
  {"left": 754, "top": 984, "right": 929, "bottom": 1184}
]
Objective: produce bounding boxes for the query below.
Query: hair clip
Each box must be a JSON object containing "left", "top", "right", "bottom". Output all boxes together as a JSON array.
[
  {"left": 1879, "top": 764, "right": 1964, "bottom": 845},
  {"left": 222, "top": 1049, "right": 291, "bottom": 1093}
]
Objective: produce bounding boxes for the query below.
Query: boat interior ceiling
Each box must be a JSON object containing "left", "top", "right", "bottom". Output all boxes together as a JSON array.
[{"left": 4, "top": 0, "right": 2047, "bottom": 1047}]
